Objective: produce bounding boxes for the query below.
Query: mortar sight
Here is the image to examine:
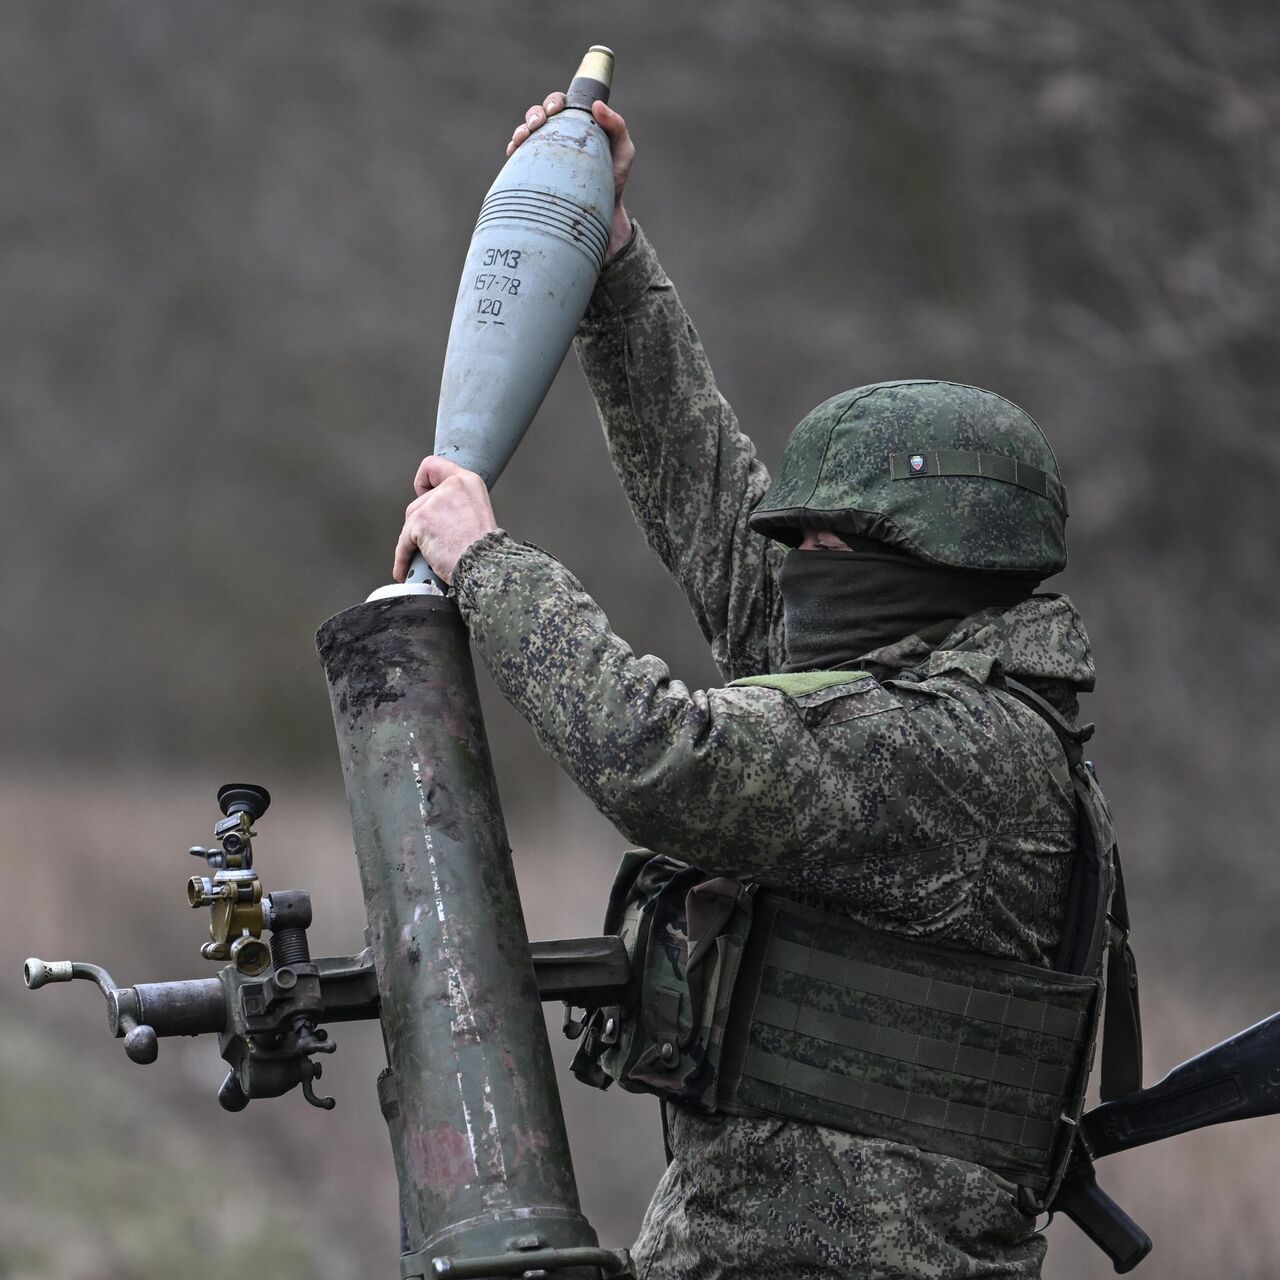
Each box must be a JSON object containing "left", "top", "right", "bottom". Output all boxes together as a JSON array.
[{"left": 217, "top": 783, "right": 270, "bottom": 821}]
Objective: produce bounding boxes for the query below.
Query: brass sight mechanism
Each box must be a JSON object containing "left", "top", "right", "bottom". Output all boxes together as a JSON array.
[{"left": 188, "top": 783, "right": 271, "bottom": 973}]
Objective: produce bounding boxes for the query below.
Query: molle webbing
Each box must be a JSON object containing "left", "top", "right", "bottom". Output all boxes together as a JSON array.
[
  {"left": 717, "top": 894, "right": 1098, "bottom": 1191},
  {"left": 889, "top": 450, "right": 1061, "bottom": 505}
]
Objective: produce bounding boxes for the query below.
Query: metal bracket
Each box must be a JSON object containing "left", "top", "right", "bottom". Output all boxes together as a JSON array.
[{"left": 405, "top": 1245, "right": 634, "bottom": 1279}]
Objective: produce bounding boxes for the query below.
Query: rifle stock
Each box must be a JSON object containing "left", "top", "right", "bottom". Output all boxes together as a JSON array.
[
  {"left": 1080, "top": 1009, "right": 1280, "bottom": 1159},
  {"left": 1047, "top": 1008, "right": 1280, "bottom": 1271}
]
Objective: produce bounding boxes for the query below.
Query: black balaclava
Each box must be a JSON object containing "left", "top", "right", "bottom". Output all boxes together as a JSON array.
[{"left": 778, "top": 535, "right": 1041, "bottom": 672}]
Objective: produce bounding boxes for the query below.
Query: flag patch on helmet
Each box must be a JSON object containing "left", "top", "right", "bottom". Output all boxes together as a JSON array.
[{"left": 909, "top": 454, "right": 927, "bottom": 473}]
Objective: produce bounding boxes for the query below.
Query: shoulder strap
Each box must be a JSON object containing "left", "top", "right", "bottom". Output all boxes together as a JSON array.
[
  {"left": 1000, "top": 677, "right": 1094, "bottom": 766},
  {"left": 1101, "top": 858, "right": 1143, "bottom": 1101},
  {"left": 1003, "top": 678, "right": 1142, "bottom": 1101}
]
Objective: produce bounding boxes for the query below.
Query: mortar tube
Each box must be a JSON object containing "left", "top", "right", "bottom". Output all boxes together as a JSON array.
[{"left": 316, "top": 594, "right": 597, "bottom": 1275}]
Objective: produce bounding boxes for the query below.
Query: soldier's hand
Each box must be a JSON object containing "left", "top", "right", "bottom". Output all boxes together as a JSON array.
[
  {"left": 393, "top": 457, "right": 498, "bottom": 586},
  {"left": 506, "top": 92, "right": 635, "bottom": 262}
]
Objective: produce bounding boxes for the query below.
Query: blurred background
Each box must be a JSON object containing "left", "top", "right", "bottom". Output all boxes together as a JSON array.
[{"left": 3, "top": 2, "right": 1278, "bottom": 1276}]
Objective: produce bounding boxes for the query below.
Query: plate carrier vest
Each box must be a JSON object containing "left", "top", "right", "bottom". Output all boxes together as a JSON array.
[{"left": 568, "top": 676, "right": 1142, "bottom": 1209}]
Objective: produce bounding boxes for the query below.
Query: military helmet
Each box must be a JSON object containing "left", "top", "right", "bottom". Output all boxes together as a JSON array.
[{"left": 749, "top": 379, "right": 1068, "bottom": 576}]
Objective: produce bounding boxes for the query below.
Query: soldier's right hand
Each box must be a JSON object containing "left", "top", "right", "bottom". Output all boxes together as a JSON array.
[{"left": 507, "top": 92, "right": 635, "bottom": 262}]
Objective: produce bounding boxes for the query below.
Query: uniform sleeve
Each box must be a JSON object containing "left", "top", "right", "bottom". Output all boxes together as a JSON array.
[
  {"left": 451, "top": 533, "right": 1026, "bottom": 894},
  {"left": 574, "top": 222, "right": 785, "bottom": 681}
]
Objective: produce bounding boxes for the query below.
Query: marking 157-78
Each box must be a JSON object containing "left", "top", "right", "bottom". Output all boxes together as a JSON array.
[
  {"left": 473, "top": 248, "right": 524, "bottom": 324},
  {"left": 474, "top": 274, "right": 522, "bottom": 296}
]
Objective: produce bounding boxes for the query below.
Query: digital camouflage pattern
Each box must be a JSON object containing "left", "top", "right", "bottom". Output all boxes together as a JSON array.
[
  {"left": 635, "top": 1105, "right": 1046, "bottom": 1279},
  {"left": 749, "top": 381, "right": 1069, "bottom": 577},
  {"left": 450, "top": 223, "right": 1097, "bottom": 1277},
  {"left": 562, "top": 223, "right": 786, "bottom": 682}
]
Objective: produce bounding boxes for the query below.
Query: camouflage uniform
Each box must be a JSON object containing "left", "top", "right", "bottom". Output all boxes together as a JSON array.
[{"left": 451, "top": 224, "right": 1094, "bottom": 1278}]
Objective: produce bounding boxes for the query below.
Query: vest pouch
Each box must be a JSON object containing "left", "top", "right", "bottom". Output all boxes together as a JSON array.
[{"left": 570, "top": 852, "right": 754, "bottom": 1111}]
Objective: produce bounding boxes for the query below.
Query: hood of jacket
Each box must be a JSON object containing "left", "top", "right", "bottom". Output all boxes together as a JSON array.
[{"left": 856, "top": 593, "right": 1095, "bottom": 717}]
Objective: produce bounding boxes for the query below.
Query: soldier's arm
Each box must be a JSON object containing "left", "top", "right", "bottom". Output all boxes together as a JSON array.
[
  {"left": 575, "top": 225, "right": 783, "bottom": 679},
  {"left": 514, "top": 93, "right": 782, "bottom": 680},
  {"left": 452, "top": 533, "right": 1029, "bottom": 887}
]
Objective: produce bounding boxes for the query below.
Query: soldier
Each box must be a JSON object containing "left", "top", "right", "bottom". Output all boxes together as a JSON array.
[{"left": 394, "top": 94, "right": 1106, "bottom": 1280}]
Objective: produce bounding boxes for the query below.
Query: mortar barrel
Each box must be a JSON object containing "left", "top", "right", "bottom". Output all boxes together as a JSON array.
[{"left": 316, "top": 594, "right": 597, "bottom": 1272}]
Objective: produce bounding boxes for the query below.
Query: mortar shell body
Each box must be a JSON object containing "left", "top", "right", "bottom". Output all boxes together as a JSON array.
[
  {"left": 432, "top": 108, "right": 613, "bottom": 485},
  {"left": 405, "top": 105, "right": 613, "bottom": 588}
]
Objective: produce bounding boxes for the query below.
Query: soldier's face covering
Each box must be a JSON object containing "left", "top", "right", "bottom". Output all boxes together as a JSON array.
[{"left": 778, "top": 546, "right": 1039, "bottom": 672}]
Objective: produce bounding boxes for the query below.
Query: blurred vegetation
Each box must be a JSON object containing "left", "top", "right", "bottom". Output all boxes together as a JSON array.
[
  {"left": 1, "top": 1024, "right": 359, "bottom": 1280},
  {"left": 2, "top": 2, "right": 1278, "bottom": 1277}
]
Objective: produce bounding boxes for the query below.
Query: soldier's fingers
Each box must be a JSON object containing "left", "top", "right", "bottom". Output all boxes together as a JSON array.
[
  {"left": 507, "top": 96, "right": 566, "bottom": 155},
  {"left": 506, "top": 122, "right": 530, "bottom": 156},
  {"left": 592, "top": 100, "right": 628, "bottom": 145},
  {"left": 392, "top": 521, "right": 419, "bottom": 582},
  {"left": 413, "top": 456, "right": 436, "bottom": 496},
  {"left": 506, "top": 105, "right": 548, "bottom": 159},
  {"left": 421, "top": 454, "right": 471, "bottom": 490}
]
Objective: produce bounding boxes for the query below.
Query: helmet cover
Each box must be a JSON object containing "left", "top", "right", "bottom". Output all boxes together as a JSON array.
[{"left": 749, "top": 380, "right": 1067, "bottom": 575}]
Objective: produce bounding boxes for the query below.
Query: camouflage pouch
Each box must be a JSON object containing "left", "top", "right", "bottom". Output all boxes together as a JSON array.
[{"left": 570, "top": 851, "right": 754, "bottom": 1111}]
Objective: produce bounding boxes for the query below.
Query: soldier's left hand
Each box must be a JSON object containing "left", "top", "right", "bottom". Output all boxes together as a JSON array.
[{"left": 393, "top": 456, "right": 498, "bottom": 585}]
